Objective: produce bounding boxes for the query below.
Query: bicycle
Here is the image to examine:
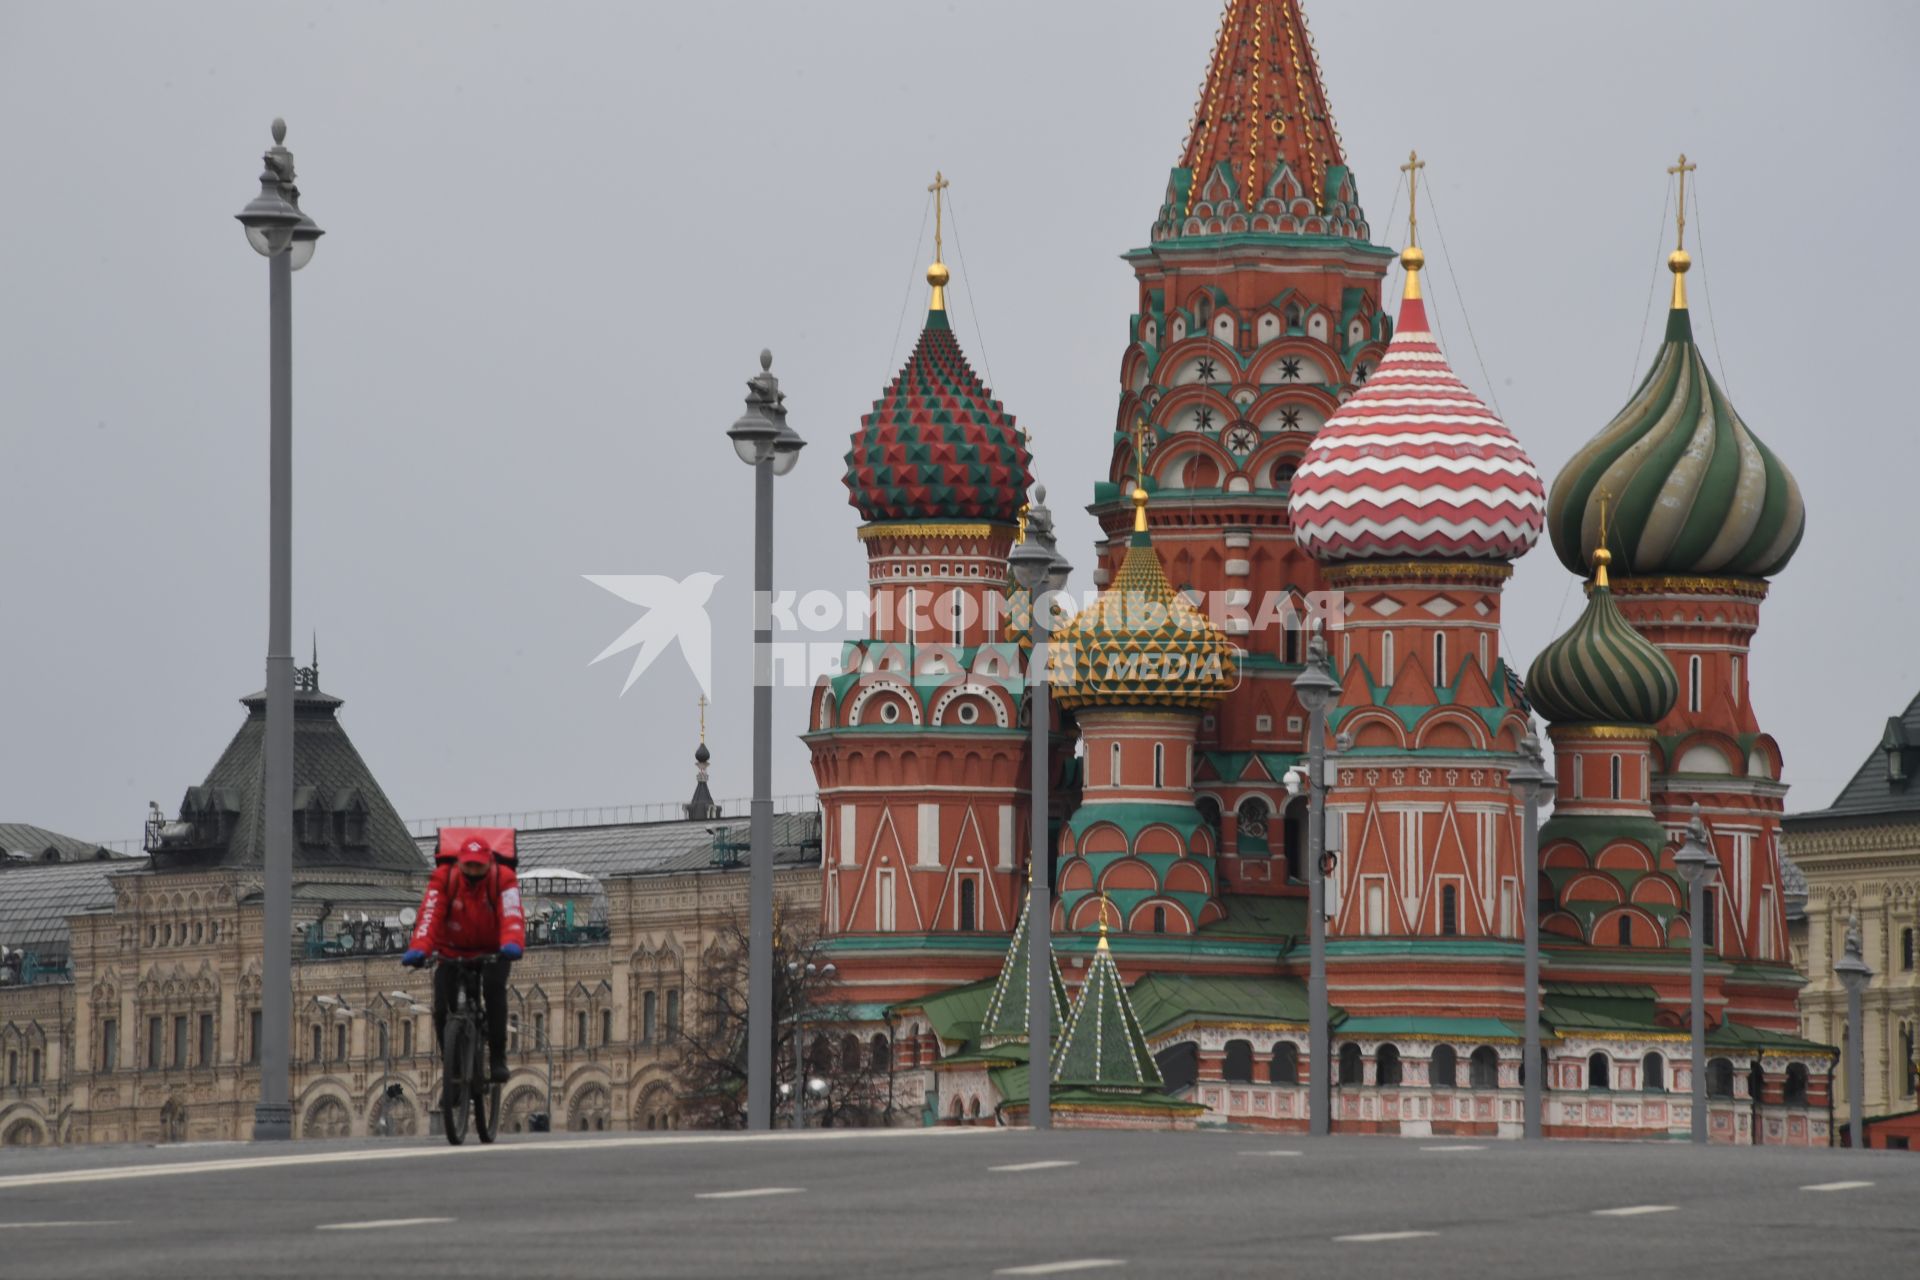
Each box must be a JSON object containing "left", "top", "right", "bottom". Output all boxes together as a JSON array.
[{"left": 432, "top": 954, "right": 503, "bottom": 1146}]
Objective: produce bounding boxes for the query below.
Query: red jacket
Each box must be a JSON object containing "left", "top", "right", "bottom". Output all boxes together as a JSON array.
[{"left": 408, "top": 862, "right": 526, "bottom": 958}]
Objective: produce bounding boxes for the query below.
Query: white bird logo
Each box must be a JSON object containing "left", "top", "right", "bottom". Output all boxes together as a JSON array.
[{"left": 584, "top": 572, "right": 723, "bottom": 699}]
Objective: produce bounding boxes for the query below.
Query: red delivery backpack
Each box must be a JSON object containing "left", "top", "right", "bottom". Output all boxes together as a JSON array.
[{"left": 435, "top": 826, "right": 518, "bottom": 869}]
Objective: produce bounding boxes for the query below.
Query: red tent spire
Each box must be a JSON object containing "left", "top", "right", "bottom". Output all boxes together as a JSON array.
[{"left": 1178, "top": 0, "right": 1346, "bottom": 221}]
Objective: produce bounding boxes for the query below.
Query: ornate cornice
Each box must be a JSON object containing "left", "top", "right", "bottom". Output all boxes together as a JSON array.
[
  {"left": 1609, "top": 575, "right": 1769, "bottom": 601},
  {"left": 858, "top": 521, "right": 1009, "bottom": 542},
  {"left": 1320, "top": 561, "right": 1512, "bottom": 588},
  {"left": 1782, "top": 824, "right": 1920, "bottom": 860},
  {"left": 1548, "top": 724, "right": 1659, "bottom": 742}
]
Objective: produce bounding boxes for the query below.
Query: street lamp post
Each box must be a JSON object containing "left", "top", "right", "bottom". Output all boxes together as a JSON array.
[
  {"left": 1834, "top": 914, "right": 1874, "bottom": 1149},
  {"left": 787, "top": 960, "right": 836, "bottom": 1129},
  {"left": 1008, "top": 484, "right": 1070, "bottom": 1132},
  {"left": 1290, "top": 634, "right": 1341, "bottom": 1137},
  {"left": 236, "top": 119, "right": 323, "bottom": 1143},
  {"left": 1673, "top": 807, "right": 1718, "bottom": 1145},
  {"left": 726, "top": 351, "right": 805, "bottom": 1132},
  {"left": 1508, "top": 726, "right": 1555, "bottom": 1140}
]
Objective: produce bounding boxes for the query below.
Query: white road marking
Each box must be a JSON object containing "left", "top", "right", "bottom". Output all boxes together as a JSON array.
[
  {"left": 1801, "top": 1180, "right": 1874, "bottom": 1192},
  {"left": 1593, "top": 1205, "right": 1678, "bottom": 1217},
  {"left": 1334, "top": 1231, "right": 1439, "bottom": 1243},
  {"left": 993, "top": 1261, "right": 1126, "bottom": 1276},
  {"left": 1419, "top": 1144, "right": 1486, "bottom": 1152},
  {"left": 990, "top": 1160, "right": 1081, "bottom": 1172},
  {"left": 0, "top": 1221, "right": 128, "bottom": 1230},
  {"left": 694, "top": 1187, "right": 804, "bottom": 1200},
  {"left": 1237, "top": 1149, "right": 1303, "bottom": 1157},
  {"left": 316, "top": 1217, "right": 454, "bottom": 1232},
  {"left": 0, "top": 1126, "right": 995, "bottom": 1193}
]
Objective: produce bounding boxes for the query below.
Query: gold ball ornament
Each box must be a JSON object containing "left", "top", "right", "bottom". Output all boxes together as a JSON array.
[
  {"left": 927, "top": 261, "right": 951, "bottom": 288},
  {"left": 1400, "top": 245, "right": 1426, "bottom": 273},
  {"left": 1668, "top": 249, "right": 1692, "bottom": 274}
]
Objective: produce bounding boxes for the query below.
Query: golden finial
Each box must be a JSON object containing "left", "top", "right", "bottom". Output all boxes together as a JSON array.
[
  {"left": 1399, "top": 149, "right": 1426, "bottom": 299},
  {"left": 927, "top": 171, "right": 951, "bottom": 311},
  {"left": 1094, "top": 895, "right": 1116, "bottom": 949},
  {"left": 1131, "top": 419, "right": 1152, "bottom": 534},
  {"left": 1667, "top": 153, "right": 1697, "bottom": 310},
  {"left": 1594, "top": 487, "right": 1614, "bottom": 589},
  {"left": 1016, "top": 501, "right": 1031, "bottom": 544},
  {"left": 697, "top": 693, "right": 708, "bottom": 745}
]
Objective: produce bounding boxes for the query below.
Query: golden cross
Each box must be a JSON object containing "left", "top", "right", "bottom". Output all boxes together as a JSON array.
[
  {"left": 1596, "top": 486, "right": 1612, "bottom": 550},
  {"left": 1400, "top": 149, "right": 1425, "bottom": 246},
  {"left": 1668, "top": 153, "right": 1697, "bottom": 253},
  {"left": 1133, "top": 417, "right": 1152, "bottom": 480},
  {"left": 928, "top": 171, "right": 950, "bottom": 262},
  {"left": 697, "top": 693, "right": 708, "bottom": 744}
]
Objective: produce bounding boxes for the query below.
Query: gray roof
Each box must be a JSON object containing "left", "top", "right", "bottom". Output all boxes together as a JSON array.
[
  {"left": 1787, "top": 688, "right": 1920, "bottom": 827},
  {"left": 0, "top": 859, "right": 141, "bottom": 969},
  {"left": 0, "top": 823, "right": 125, "bottom": 867},
  {"left": 147, "top": 680, "right": 427, "bottom": 876},
  {"left": 413, "top": 809, "right": 822, "bottom": 881}
]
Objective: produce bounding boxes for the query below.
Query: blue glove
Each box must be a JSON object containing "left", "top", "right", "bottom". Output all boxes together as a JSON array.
[
  {"left": 401, "top": 949, "right": 426, "bottom": 967},
  {"left": 499, "top": 943, "right": 523, "bottom": 961}
]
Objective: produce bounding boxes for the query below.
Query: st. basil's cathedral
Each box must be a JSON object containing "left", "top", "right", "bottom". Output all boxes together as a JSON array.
[{"left": 808, "top": 0, "right": 1829, "bottom": 1140}]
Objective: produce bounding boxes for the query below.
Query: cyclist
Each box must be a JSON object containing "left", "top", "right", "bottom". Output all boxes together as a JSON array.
[{"left": 402, "top": 835, "right": 524, "bottom": 1083}]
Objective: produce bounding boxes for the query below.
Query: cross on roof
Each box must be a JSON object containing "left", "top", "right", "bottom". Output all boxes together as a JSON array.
[{"left": 1668, "top": 153, "right": 1698, "bottom": 253}]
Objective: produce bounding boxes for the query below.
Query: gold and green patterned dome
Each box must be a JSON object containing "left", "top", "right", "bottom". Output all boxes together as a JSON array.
[
  {"left": 1051, "top": 489, "right": 1238, "bottom": 712},
  {"left": 1526, "top": 550, "right": 1679, "bottom": 728},
  {"left": 1546, "top": 260, "right": 1804, "bottom": 580}
]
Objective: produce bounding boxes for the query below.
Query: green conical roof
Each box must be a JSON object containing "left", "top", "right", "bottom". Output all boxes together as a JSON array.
[
  {"left": 1547, "top": 305, "right": 1804, "bottom": 579},
  {"left": 1050, "top": 933, "right": 1161, "bottom": 1089},
  {"left": 1525, "top": 558, "right": 1678, "bottom": 728},
  {"left": 979, "top": 890, "right": 1071, "bottom": 1046}
]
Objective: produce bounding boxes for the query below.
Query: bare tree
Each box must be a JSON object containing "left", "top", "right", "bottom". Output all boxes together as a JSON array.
[{"left": 669, "top": 899, "right": 888, "bottom": 1129}]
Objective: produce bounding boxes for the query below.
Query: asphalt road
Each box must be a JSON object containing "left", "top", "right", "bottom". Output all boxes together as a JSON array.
[{"left": 0, "top": 1127, "right": 1912, "bottom": 1279}]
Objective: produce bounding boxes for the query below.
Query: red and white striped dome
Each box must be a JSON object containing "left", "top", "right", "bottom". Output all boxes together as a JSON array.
[{"left": 1287, "top": 292, "right": 1545, "bottom": 563}]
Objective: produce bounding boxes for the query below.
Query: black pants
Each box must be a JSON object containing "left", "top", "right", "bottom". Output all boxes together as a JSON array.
[{"left": 433, "top": 958, "right": 511, "bottom": 1068}]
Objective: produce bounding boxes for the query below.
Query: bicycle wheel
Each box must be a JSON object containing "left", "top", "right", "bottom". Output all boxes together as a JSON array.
[
  {"left": 441, "top": 1017, "right": 472, "bottom": 1146},
  {"left": 475, "top": 1079, "right": 501, "bottom": 1144}
]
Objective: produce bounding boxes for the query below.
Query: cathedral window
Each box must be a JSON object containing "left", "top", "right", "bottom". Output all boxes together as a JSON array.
[
  {"left": 1706, "top": 1058, "right": 1735, "bottom": 1098},
  {"left": 602, "top": 1009, "right": 614, "bottom": 1046},
  {"left": 198, "top": 1013, "right": 213, "bottom": 1067},
  {"left": 1703, "top": 888, "right": 1718, "bottom": 949},
  {"left": 1587, "top": 1053, "right": 1611, "bottom": 1091},
  {"left": 1642, "top": 1052, "right": 1665, "bottom": 1092},
  {"left": 1153, "top": 907, "right": 1166, "bottom": 934},
  {"left": 148, "top": 1017, "right": 164, "bottom": 1071},
  {"left": 1153, "top": 744, "right": 1165, "bottom": 788},
  {"left": 1270, "top": 1042, "right": 1299, "bottom": 1084},
  {"left": 1434, "top": 633, "right": 1447, "bottom": 681},
  {"left": 1688, "top": 655, "right": 1703, "bottom": 713},
  {"left": 1610, "top": 755, "right": 1623, "bottom": 800},
  {"left": 1285, "top": 304, "right": 1303, "bottom": 331},
  {"left": 401, "top": 1018, "right": 413, "bottom": 1058},
  {"left": 1237, "top": 798, "right": 1270, "bottom": 856},
  {"left": 958, "top": 879, "right": 977, "bottom": 932},
  {"left": 1376, "top": 1044, "right": 1402, "bottom": 1087},
  {"left": 1784, "top": 1063, "right": 1809, "bottom": 1105},
  {"left": 665, "top": 991, "right": 681, "bottom": 1036},
  {"left": 1902, "top": 927, "right": 1913, "bottom": 971},
  {"left": 335, "top": 1023, "right": 348, "bottom": 1063},
  {"left": 1380, "top": 630, "right": 1394, "bottom": 678},
  {"left": 1431, "top": 1045, "right": 1458, "bottom": 1089},
  {"left": 1338, "top": 1043, "right": 1364, "bottom": 1085},
  {"left": 1440, "top": 885, "right": 1459, "bottom": 936},
  {"left": 643, "top": 992, "right": 657, "bottom": 1043},
  {"left": 577, "top": 1010, "right": 589, "bottom": 1048},
  {"left": 877, "top": 870, "right": 896, "bottom": 932},
  {"left": 172, "top": 1016, "right": 188, "bottom": 1070},
  {"left": 1223, "top": 1039, "right": 1254, "bottom": 1083},
  {"left": 1469, "top": 1046, "right": 1500, "bottom": 1089},
  {"left": 249, "top": 1012, "right": 262, "bottom": 1064},
  {"left": 1617, "top": 915, "right": 1633, "bottom": 947},
  {"left": 1731, "top": 656, "right": 1741, "bottom": 705},
  {"left": 101, "top": 1019, "right": 118, "bottom": 1073},
  {"left": 1111, "top": 743, "right": 1123, "bottom": 787}
]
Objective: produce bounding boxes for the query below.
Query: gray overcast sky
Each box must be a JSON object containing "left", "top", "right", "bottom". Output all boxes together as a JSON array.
[{"left": 2, "top": 1, "right": 1913, "bottom": 844}]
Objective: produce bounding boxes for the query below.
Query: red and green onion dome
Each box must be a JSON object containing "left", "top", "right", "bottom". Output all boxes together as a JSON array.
[
  {"left": 1287, "top": 252, "right": 1545, "bottom": 563},
  {"left": 1546, "top": 255, "right": 1805, "bottom": 579},
  {"left": 1050, "top": 489, "right": 1239, "bottom": 711},
  {"left": 1525, "top": 550, "right": 1679, "bottom": 728},
  {"left": 843, "top": 276, "right": 1032, "bottom": 524}
]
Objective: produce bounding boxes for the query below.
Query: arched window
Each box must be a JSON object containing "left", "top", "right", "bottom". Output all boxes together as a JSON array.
[
  {"left": 1153, "top": 743, "right": 1165, "bottom": 788},
  {"left": 1468, "top": 1046, "right": 1499, "bottom": 1090},
  {"left": 1617, "top": 914, "right": 1633, "bottom": 947},
  {"left": 1237, "top": 797, "right": 1271, "bottom": 857},
  {"left": 1152, "top": 906, "right": 1167, "bottom": 934},
  {"left": 1610, "top": 754, "right": 1622, "bottom": 799},
  {"left": 870, "top": 1034, "right": 890, "bottom": 1072},
  {"left": 377, "top": 1022, "right": 389, "bottom": 1060},
  {"left": 1784, "top": 1063, "right": 1810, "bottom": 1106},
  {"left": 1434, "top": 632, "right": 1447, "bottom": 681},
  {"left": 1196, "top": 797, "right": 1223, "bottom": 845},
  {"left": 1587, "top": 1053, "right": 1611, "bottom": 1091},
  {"left": 1431, "top": 1045, "right": 1458, "bottom": 1089},
  {"left": 1903, "top": 927, "right": 1914, "bottom": 972},
  {"left": 1270, "top": 1042, "right": 1299, "bottom": 1085},
  {"left": 1376, "top": 1044, "right": 1402, "bottom": 1087},
  {"left": 958, "top": 880, "right": 977, "bottom": 932},
  {"left": 1703, "top": 888, "right": 1718, "bottom": 949},
  {"left": 1706, "top": 1057, "right": 1735, "bottom": 1098},
  {"left": 1642, "top": 1052, "right": 1665, "bottom": 1093},
  {"left": 1338, "top": 1043, "right": 1364, "bottom": 1085},
  {"left": 1689, "top": 655, "right": 1703, "bottom": 713},
  {"left": 1110, "top": 742, "right": 1122, "bottom": 788},
  {"left": 1156, "top": 1041, "right": 1200, "bottom": 1092},
  {"left": 1731, "top": 655, "right": 1742, "bottom": 705},
  {"left": 1381, "top": 630, "right": 1395, "bottom": 678},
  {"left": 1223, "top": 1039, "right": 1255, "bottom": 1083},
  {"left": 1440, "top": 885, "right": 1459, "bottom": 936}
]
